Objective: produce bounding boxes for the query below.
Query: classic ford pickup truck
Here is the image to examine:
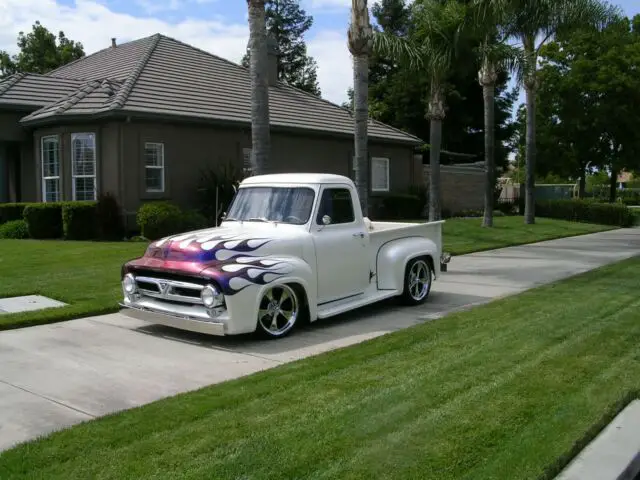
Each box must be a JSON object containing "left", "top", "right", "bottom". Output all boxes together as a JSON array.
[{"left": 120, "top": 173, "right": 450, "bottom": 339}]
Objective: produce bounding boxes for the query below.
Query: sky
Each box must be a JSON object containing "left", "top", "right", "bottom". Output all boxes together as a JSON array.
[{"left": 1, "top": 0, "right": 639, "bottom": 112}]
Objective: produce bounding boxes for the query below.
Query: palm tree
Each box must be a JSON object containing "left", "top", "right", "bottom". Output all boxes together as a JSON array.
[
  {"left": 247, "top": 0, "right": 271, "bottom": 175},
  {"left": 348, "top": 0, "right": 373, "bottom": 217},
  {"left": 484, "top": 0, "right": 620, "bottom": 224},
  {"left": 374, "top": 0, "right": 468, "bottom": 221},
  {"left": 471, "top": 3, "right": 522, "bottom": 227}
]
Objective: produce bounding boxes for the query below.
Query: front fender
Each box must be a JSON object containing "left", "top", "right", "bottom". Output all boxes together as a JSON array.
[
  {"left": 210, "top": 255, "right": 316, "bottom": 335},
  {"left": 376, "top": 237, "right": 440, "bottom": 291}
]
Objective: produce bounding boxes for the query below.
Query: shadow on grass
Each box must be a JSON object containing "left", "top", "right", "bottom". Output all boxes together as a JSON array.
[{"left": 542, "top": 390, "right": 640, "bottom": 480}]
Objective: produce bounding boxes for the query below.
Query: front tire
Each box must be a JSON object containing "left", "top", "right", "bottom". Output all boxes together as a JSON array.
[
  {"left": 255, "top": 284, "right": 300, "bottom": 339},
  {"left": 401, "top": 257, "right": 432, "bottom": 305}
]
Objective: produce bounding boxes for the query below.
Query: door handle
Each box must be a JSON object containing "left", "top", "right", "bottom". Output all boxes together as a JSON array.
[{"left": 353, "top": 232, "right": 365, "bottom": 239}]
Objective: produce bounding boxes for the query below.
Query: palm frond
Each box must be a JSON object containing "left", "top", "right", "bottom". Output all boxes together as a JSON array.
[{"left": 371, "top": 31, "right": 424, "bottom": 69}]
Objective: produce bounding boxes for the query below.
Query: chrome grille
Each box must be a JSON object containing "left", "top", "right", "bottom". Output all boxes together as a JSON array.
[{"left": 135, "top": 276, "right": 205, "bottom": 305}]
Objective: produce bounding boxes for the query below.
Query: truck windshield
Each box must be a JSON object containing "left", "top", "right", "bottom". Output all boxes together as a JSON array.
[{"left": 225, "top": 186, "right": 316, "bottom": 225}]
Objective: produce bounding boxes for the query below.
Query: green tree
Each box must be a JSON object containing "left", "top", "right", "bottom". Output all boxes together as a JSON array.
[
  {"left": 0, "top": 21, "right": 84, "bottom": 78},
  {"left": 520, "top": 14, "right": 640, "bottom": 202},
  {"left": 242, "top": 0, "right": 320, "bottom": 96},
  {"left": 247, "top": 0, "right": 272, "bottom": 175},
  {"left": 486, "top": 0, "right": 620, "bottom": 223}
]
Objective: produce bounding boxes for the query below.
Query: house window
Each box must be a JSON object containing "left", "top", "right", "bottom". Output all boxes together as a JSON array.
[
  {"left": 144, "top": 142, "right": 165, "bottom": 192},
  {"left": 71, "top": 132, "right": 97, "bottom": 201},
  {"left": 371, "top": 157, "right": 390, "bottom": 192},
  {"left": 243, "top": 147, "right": 253, "bottom": 177},
  {"left": 41, "top": 135, "right": 61, "bottom": 202}
]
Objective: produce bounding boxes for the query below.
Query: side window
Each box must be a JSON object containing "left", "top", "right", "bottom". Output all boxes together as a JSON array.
[{"left": 316, "top": 188, "right": 355, "bottom": 225}]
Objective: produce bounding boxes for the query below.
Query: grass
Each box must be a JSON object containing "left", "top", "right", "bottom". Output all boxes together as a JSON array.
[
  {"left": 0, "top": 216, "right": 616, "bottom": 331},
  {"left": 1, "top": 256, "right": 639, "bottom": 479}
]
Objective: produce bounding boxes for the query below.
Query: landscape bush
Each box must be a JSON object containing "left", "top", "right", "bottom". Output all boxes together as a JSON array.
[
  {"left": 96, "top": 192, "right": 125, "bottom": 240},
  {"left": 62, "top": 201, "right": 98, "bottom": 240},
  {"left": 536, "top": 199, "right": 634, "bottom": 227},
  {"left": 23, "top": 203, "right": 64, "bottom": 239},
  {"left": 0, "top": 203, "right": 29, "bottom": 224},
  {"left": 182, "top": 209, "right": 209, "bottom": 231},
  {"left": 136, "top": 201, "right": 185, "bottom": 240},
  {"left": 370, "top": 193, "right": 423, "bottom": 220},
  {"left": 0, "top": 219, "right": 29, "bottom": 239}
]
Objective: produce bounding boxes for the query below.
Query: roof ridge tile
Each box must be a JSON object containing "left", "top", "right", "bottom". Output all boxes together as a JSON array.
[
  {"left": 52, "top": 80, "right": 102, "bottom": 115},
  {"left": 110, "top": 34, "right": 161, "bottom": 110},
  {"left": 0, "top": 72, "right": 26, "bottom": 96}
]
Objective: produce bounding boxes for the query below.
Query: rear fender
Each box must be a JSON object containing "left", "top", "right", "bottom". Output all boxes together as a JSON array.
[{"left": 376, "top": 237, "right": 440, "bottom": 291}]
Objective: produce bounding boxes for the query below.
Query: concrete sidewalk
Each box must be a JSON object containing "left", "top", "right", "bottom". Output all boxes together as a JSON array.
[{"left": 0, "top": 228, "right": 638, "bottom": 452}]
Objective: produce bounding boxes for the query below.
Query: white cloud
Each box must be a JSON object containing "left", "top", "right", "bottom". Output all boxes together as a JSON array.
[{"left": 0, "top": 0, "right": 352, "bottom": 105}]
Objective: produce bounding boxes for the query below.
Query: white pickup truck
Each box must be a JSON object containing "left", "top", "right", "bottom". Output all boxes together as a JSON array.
[{"left": 120, "top": 173, "right": 449, "bottom": 339}]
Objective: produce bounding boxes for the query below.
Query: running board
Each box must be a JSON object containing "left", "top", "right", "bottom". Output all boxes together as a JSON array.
[{"left": 317, "top": 290, "right": 399, "bottom": 319}]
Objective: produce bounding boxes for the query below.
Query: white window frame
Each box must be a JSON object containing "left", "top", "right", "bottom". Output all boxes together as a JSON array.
[
  {"left": 144, "top": 142, "right": 165, "bottom": 193},
  {"left": 41, "top": 135, "right": 61, "bottom": 203},
  {"left": 371, "top": 157, "right": 390, "bottom": 192},
  {"left": 71, "top": 132, "right": 97, "bottom": 201}
]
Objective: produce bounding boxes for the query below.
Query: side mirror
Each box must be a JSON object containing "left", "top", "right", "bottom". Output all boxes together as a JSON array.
[{"left": 322, "top": 215, "right": 332, "bottom": 226}]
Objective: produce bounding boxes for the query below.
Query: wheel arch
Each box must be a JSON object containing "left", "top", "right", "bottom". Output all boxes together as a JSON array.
[{"left": 376, "top": 237, "right": 439, "bottom": 292}]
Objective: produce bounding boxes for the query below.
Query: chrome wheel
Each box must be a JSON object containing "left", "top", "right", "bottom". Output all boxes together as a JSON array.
[
  {"left": 257, "top": 284, "right": 299, "bottom": 337},
  {"left": 408, "top": 259, "right": 431, "bottom": 302}
]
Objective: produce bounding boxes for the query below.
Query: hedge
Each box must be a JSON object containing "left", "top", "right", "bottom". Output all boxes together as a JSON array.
[
  {"left": 62, "top": 201, "right": 98, "bottom": 240},
  {"left": 23, "top": 203, "right": 64, "bottom": 239},
  {"left": 536, "top": 199, "right": 634, "bottom": 227},
  {"left": 0, "top": 203, "right": 29, "bottom": 225},
  {"left": 136, "top": 201, "right": 185, "bottom": 240},
  {"left": 0, "top": 219, "right": 29, "bottom": 239}
]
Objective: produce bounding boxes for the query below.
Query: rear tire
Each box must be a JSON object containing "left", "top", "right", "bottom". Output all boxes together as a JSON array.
[{"left": 400, "top": 257, "right": 432, "bottom": 305}]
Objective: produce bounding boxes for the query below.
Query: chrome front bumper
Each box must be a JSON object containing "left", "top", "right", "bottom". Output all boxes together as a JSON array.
[{"left": 119, "top": 301, "right": 226, "bottom": 336}]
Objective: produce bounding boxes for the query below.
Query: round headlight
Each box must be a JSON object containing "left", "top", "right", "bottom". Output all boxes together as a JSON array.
[
  {"left": 123, "top": 273, "right": 137, "bottom": 294},
  {"left": 201, "top": 284, "right": 221, "bottom": 308}
]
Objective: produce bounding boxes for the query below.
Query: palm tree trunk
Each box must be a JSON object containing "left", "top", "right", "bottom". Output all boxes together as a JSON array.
[
  {"left": 429, "top": 118, "right": 442, "bottom": 221},
  {"left": 479, "top": 59, "right": 497, "bottom": 228},
  {"left": 609, "top": 166, "right": 618, "bottom": 203},
  {"left": 353, "top": 54, "right": 369, "bottom": 217},
  {"left": 427, "top": 85, "right": 445, "bottom": 222},
  {"left": 348, "top": 0, "right": 373, "bottom": 218},
  {"left": 247, "top": 0, "right": 271, "bottom": 175},
  {"left": 524, "top": 81, "right": 536, "bottom": 224}
]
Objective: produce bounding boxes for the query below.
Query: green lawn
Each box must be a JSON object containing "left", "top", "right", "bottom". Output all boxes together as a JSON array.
[
  {"left": 1, "top": 256, "right": 638, "bottom": 479},
  {"left": 0, "top": 216, "right": 615, "bottom": 331}
]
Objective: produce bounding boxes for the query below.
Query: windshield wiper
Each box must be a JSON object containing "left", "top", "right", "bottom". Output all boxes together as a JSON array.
[{"left": 246, "top": 217, "right": 275, "bottom": 223}]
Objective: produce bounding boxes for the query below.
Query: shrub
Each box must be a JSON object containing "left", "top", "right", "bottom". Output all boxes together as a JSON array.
[
  {"left": 23, "top": 203, "right": 64, "bottom": 239},
  {"left": 182, "top": 210, "right": 209, "bottom": 231},
  {"left": 0, "top": 219, "right": 29, "bottom": 239},
  {"left": 196, "top": 163, "right": 243, "bottom": 224},
  {"left": 62, "top": 201, "right": 98, "bottom": 240},
  {"left": 96, "top": 192, "right": 125, "bottom": 240},
  {"left": 370, "top": 193, "right": 423, "bottom": 220},
  {"left": 0, "top": 203, "right": 29, "bottom": 224},
  {"left": 136, "top": 201, "right": 184, "bottom": 240},
  {"left": 536, "top": 199, "right": 634, "bottom": 228}
]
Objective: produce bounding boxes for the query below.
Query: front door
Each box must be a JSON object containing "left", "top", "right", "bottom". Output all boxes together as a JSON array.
[{"left": 313, "top": 186, "right": 370, "bottom": 304}]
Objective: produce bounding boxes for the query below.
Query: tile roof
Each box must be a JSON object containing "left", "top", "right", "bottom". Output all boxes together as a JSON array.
[
  {"left": 0, "top": 73, "right": 81, "bottom": 108},
  {"left": 1, "top": 34, "right": 422, "bottom": 145}
]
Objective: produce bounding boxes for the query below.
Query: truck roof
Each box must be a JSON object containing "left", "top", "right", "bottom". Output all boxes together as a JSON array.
[{"left": 241, "top": 173, "right": 355, "bottom": 186}]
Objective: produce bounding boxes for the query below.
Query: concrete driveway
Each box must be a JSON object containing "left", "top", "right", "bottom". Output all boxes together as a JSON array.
[{"left": 1, "top": 228, "right": 638, "bottom": 451}]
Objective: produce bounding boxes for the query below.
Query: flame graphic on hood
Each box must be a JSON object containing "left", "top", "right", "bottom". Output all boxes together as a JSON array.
[{"left": 208, "top": 257, "right": 295, "bottom": 295}]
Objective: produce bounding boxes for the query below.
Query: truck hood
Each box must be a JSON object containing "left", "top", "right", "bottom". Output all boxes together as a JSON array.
[{"left": 124, "top": 223, "right": 308, "bottom": 277}]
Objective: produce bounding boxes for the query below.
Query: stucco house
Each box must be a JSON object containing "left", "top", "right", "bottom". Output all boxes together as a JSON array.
[{"left": 0, "top": 34, "right": 425, "bottom": 226}]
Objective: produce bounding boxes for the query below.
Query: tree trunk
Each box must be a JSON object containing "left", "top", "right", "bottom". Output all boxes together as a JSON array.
[
  {"left": 248, "top": 0, "right": 271, "bottom": 175},
  {"left": 352, "top": 54, "right": 369, "bottom": 217},
  {"left": 479, "top": 59, "right": 497, "bottom": 228},
  {"left": 429, "top": 118, "right": 442, "bottom": 221},
  {"left": 427, "top": 85, "right": 445, "bottom": 222},
  {"left": 578, "top": 173, "right": 586, "bottom": 199},
  {"left": 609, "top": 167, "right": 618, "bottom": 203},
  {"left": 347, "top": 0, "right": 373, "bottom": 218},
  {"left": 524, "top": 82, "right": 536, "bottom": 224}
]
